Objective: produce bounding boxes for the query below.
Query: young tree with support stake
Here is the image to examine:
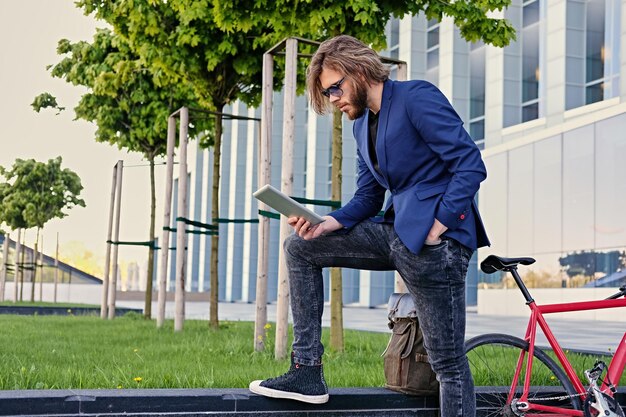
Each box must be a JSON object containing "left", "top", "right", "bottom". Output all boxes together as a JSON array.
[
  {"left": 219, "top": 0, "right": 515, "bottom": 355},
  {"left": 76, "top": 0, "right": 293, "bottom": 329},
  {"left": 33, "top": 28, "right": 207, "bottom": 319},
  {"left": 75, "top": 0, "right": 515, "bottom": 340}
]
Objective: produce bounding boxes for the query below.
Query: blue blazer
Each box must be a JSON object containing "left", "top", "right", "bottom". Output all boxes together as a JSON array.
[{"left": 329, "top": 79, "right": 490, "bottom": 254}]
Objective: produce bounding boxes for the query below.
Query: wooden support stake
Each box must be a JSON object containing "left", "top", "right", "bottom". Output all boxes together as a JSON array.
[
  {"left": 108, "top": 160, "right": 124, "bottom": 319},
  {"left": 174, "top": 107, "right": 189, "bottom": 332},
  {"left": 275, "top": 38, "right": 298, "bottom": 360},
  {"left": 157, "top": 115, "right": 177, "bottom": 328},
  {"left": 102, "top": 163, "right": 118, "bottom": 318},
  {"left": 254, "top": 52, "right": 273, "bottom": 352}
]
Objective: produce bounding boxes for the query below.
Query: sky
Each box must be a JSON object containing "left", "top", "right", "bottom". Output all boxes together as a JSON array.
[{"left": 0, "top": 1, "right": 164, "bottom": 269}]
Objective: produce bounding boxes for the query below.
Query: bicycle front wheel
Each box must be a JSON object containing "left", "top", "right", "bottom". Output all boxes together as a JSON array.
[{"left": 466, "top": 333, "right": 582, "bottom": 417}]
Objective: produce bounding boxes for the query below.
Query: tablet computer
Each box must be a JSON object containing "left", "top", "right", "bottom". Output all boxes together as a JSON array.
[{"left": 253, "top": 184, "right": 325, "bottom": 225}]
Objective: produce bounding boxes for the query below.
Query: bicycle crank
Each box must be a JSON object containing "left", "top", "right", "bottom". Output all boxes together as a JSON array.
[
  {"left": 583, "top": 391, "right": 625, "bottom": 417},
  {"left": 584, "top": 361, "right": 624, "bottom": 417}
]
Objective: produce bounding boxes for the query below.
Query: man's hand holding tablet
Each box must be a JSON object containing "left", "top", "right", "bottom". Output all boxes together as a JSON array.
[{"left": 253, "top": 184, "right": 343, "bottom": 240}]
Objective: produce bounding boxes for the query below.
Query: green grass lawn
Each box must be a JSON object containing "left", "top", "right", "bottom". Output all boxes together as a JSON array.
[
  {"left": 0, "top": 314, "right": 619, "bottom": 390},
  {"left": 0, "top": 314, "right": 389, "bottom": 390}
]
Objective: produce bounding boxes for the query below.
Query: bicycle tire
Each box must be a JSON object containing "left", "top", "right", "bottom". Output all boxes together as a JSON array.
[{"left": 465, "top": 333, "right": 582, "bottom": 416}]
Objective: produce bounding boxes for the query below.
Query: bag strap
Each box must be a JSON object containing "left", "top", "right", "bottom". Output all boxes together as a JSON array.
[
  {"left": 415, "top": 352, "right": 430, "bottom": 363},
  {"left": 400, "top": 320, "right": 417, "bottom": 359}
]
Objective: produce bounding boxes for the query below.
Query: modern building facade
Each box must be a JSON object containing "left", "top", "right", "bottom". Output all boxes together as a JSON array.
[{"left": 163, "top": 0, "right": 626, "bottom": 306}]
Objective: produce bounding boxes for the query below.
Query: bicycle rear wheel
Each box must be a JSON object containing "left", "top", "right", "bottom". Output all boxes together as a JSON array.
[{"left": 466, "top": 333, "right": 582, "bottom": 417}]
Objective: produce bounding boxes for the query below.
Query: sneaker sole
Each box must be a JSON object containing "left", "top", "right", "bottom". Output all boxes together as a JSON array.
[{"left": 249, "top": 380, "right": 329, "bottom": 404}]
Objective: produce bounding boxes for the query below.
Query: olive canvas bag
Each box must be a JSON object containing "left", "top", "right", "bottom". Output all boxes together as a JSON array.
[{"left": 382, "top": 292, "right": 439, "bottom": 396}]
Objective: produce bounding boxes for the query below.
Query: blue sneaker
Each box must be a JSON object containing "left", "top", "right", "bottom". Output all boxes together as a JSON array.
[{"left": 249, "top": 355, "right": 329, "bottom": 404}]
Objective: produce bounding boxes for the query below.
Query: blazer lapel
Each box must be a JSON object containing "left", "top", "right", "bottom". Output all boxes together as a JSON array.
[{"left": 355, "top": 108, "right": 387, "bottom": 187}]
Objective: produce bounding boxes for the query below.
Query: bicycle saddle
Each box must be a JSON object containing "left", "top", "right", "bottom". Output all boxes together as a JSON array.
[{"left": 481, "top": 255, "right": 536, "bottom": 274}]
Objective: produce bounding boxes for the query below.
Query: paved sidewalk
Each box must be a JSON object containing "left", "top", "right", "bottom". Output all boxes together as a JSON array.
[{"left": 118, "top": 300, "right": 625, "bottom": 354}]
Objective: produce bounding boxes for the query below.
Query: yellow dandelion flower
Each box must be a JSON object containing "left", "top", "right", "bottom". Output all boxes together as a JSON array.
[
  {"left": 133, "top": 349, "right": 139, "bottom": 353},
  {"left": 117, "top": 385, "right": 122, "bottom": 389},
  {"left": 264, "top": 323, "right": 272, "bottom": 329},
  {"left": 550, "top": 376, "right": 556, "bottom": 380},
  {"left": 134, "top": 377, "right": 142, "bottom": 383}
]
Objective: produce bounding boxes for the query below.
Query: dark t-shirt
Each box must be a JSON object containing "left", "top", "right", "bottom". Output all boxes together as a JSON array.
[{"left": 368, "top": 110, "right": 380, "bottom": 174}]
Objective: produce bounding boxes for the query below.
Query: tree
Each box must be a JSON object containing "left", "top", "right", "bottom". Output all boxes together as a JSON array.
[
  {"left": 75, "top": 0, "right": 515, "bottom": 339},
  {"left": 217, "top": 0, "right": 516, "bottom": 353},
  {"left": 0, "top": 157, "right": 85, "bottom": 300},
  {"left": 33, "top": 28, "right": 208, "bottom": 318},
  {"left": 75, "top": 0, "right": 292, "bottom": 329}
]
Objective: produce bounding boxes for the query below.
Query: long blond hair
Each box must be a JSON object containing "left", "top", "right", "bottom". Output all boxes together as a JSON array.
[{"left": 306, "top": 35, "right": 389, "bottom": 115}]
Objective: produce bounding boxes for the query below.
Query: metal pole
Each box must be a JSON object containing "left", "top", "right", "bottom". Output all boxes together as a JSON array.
[
  {"left": 101, "top": 163, "right": 118, "bottom": 318},
  {"left": 275, "top": 38, "right": 297, "bottom": 360},
  {"left": 38, "top": 234, "right": 43, "bottom": 302},
  {"left": 54, "top": 232, "right": 59, "bottom": 303},
  {"left": 0, "top": 233, "right": 9, "bottom": 301},
  {"left": 254, "top": 52, "right": 273, "bottom": 352},
  {"left": 13, "top": 229, "right": 21, "bottom": 303},
  {"left": 174, "top": 107, "right": 189, "bottom": 332},
  {"left": 157, "top": 115, "right": 177, "bottom": 328},
  {"left": 108, "top": 160, "right": 124, "bottom": 319}
]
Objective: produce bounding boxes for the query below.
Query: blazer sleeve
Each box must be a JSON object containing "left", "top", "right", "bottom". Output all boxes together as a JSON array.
[
  {"left": 328, "top": 146, "right": 386, "bottom": 229},
  {"left": 405, "top": 81, "right": 487, "bottom": 229}
]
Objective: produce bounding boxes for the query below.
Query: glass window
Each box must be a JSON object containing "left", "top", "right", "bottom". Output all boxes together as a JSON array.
[
  {"left": 387, "top": 17, "right": 400, "bottom": 60},
  {"left": 469, "top": 43, "right": 486, "bottom": 119},
  {"left": 521, "top": 0, "right": 541, "bottom": 122},
  {"left": 522, "top": 102, "right": 539, "bottom": 122},
  {"left": 425, "top": 17, "right": 440, "bottom": 84},
  {"left": 566, "top": 0, "right": 620, "bottom": 109},
  {"left": 469, "top": 120, "right": 485, "bottom": 145},
  {"left": 523, "top": 0, "right": 540, "bottom": 26},
  {"left": 427, "top": 26, "right": 439, "bottom": 48},
  {"left": 562, "top": 125, "right": 594, "bottom": 251},
  {"left": 469, "top": 41, "right": 486, "bottom": 142},
  {"left": 585, "top": 0, "right": 605, "bottom": 83},
  {"left": 427, "top": 49, "right": 439, "bottom": 69}
]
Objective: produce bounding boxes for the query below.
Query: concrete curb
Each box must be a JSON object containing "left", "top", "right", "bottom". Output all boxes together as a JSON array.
[
  {"left": 0, "top": 388, "right": 437, "bottom": 416},
  {"left": 0, "top": 388, "right": 622, "bottom": 416}
]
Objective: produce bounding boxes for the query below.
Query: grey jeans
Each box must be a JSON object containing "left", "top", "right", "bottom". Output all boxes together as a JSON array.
[{"left": 284, "top": 220, "right": 475, "bottom": 417}]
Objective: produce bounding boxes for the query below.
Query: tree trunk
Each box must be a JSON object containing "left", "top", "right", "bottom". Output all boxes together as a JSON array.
[
  {"left": 144, "top": 154, "right": 156, "bottom": 319},
  {"left": 329, "top": 107, "right": 344, "bottom": 352},
  {"left": 209, "top": 110, "right": 224, "bottom": 329}
]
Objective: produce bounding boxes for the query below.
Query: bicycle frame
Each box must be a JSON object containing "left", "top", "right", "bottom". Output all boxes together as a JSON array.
[{"left": 508, "top": 267, "right": 626, "bottom": 416}]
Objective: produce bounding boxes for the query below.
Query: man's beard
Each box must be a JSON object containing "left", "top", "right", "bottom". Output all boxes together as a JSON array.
[{"left": 345, "top": 82, "right": 369, "bottom": 120}]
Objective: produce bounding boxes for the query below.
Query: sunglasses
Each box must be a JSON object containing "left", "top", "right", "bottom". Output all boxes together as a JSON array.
[{"left": 321, "top": 77, "right": 345, "bottom": 98}]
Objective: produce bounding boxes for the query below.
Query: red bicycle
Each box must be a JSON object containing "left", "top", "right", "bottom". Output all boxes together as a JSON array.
[{"left": 465, "top": 254, "right": 626, "bottom": 417}]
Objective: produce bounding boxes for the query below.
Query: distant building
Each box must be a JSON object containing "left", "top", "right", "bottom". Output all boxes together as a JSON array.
[{"left": 0, "top": 234, "right": 101, "bottom": 285}]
